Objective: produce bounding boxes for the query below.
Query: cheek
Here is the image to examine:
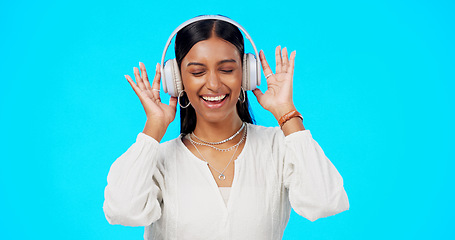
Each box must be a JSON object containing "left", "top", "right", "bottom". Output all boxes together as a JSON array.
[
  {"left": 181, "top": 74, "right": 202, "bottom": 92},
  {"left": 229, "top": 70, "right": 243, "bottom": 92},
  {"left": 181, "top": 69, "right": 243, "bottom": 97}
]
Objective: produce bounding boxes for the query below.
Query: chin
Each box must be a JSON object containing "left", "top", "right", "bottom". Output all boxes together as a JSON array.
[
  {"left": 196, "top": 105, "right": 240, "bottom": 124},
  {"left": 198, "top": 110, "right": 234, "bottom": 123}
]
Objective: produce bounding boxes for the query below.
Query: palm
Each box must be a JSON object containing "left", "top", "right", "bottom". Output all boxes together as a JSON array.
[
  {"left": 125, "top": 63, "right": 178, "bottom": 127},
  {"left": 253, "top": 46, "right": 296, "bottom": 115},
  {"left": 258, "top": 71, "right": 293, "bottom": 109},
  {"left": 138, "top": 89, "right": 175, "bottom": 123}
]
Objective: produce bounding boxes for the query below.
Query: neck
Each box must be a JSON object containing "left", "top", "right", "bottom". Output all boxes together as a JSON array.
[{"left": 193, "top": 116, "right": 243, "bottom": 143}]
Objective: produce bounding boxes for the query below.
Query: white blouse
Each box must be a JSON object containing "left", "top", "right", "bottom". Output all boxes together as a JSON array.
[
  {"left": 218, "top": 187, "right": 231, "bottom": 206},
  {"left": 103, "top": 123, "right": 349, "bottom": 240}
]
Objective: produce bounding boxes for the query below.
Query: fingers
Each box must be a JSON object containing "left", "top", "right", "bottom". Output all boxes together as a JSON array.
[
  {"left": 275, "top": 46, "right": 282, "bottom": 73},
  {"left": 139, "top": 62, "right": 151, "bottom": 90},
  {"left": 282, "top": 47, "right": 289, "bottom": 72},
  {"left": 130, "top": 62, "right": 161, "bottom": 103},
  {"left": 261, "top": 47, "right": 294, "bottom": 78},
  {"left": 151, "top": 63, "right": 161, "bottom": 100},
  {"left": 275, "top": 46, "right": 292, "bottom": 74},
  {"left": 134, "top": 67, "right": 146, "bottom": 90},
  {"left": 125, "top": 75, "right": 143, "bottom": 99},
  {"left": 289, "top": 50, "right": 296, "bottom": 76},
  {"left": 169, "top": 96, "right": 178, "bottom": 110},
  {"left": 259, "top": 50, "right": 274, "bottom": 78},
  {"left": 252, "top": 88, "right": 264, "bottom": 102}
]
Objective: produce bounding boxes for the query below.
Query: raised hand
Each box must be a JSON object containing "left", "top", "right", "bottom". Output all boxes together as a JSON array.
[
  {"left": 125, "top": 62, "right": 178, "bottom": 141},
  {"left": 253, "top": 46, "right": 297, "bottom": 120}
]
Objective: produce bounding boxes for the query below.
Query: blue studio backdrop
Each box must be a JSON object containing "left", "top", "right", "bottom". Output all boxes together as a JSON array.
[{"left": 0, "top": 0, "right": 454, "bottom": 239}]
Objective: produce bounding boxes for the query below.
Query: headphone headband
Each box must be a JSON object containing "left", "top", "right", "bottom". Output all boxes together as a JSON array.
[{"left": 160, "top": 15, "right": 261, "bottom": 93}]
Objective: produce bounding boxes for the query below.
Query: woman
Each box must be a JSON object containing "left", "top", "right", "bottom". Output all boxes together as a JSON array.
[{"left": 104, "top": 16, "right": 349, "bottom": 239}]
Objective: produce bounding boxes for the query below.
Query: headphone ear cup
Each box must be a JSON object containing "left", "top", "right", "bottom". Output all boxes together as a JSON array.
[
  {"left": 171, "top": 59, "right": 184, "bottom": 96},
  {"left": 242, "top": 53, "right": 249, "bottom": 91},
  {"left": 242, "top": 53, "right": 258, "bottom": 91},
  {"left": 163, "top": 59, "right": 183, "bottom": 97}
]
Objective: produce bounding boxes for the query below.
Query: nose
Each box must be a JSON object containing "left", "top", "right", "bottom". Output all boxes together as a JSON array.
[{"left": 205, "top": 71, "right": 222, "bottom": 92}]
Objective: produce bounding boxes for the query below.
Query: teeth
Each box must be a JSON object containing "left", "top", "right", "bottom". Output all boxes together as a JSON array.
[{"left": 202, "top": 95, "right": 226, "bottom": 101}]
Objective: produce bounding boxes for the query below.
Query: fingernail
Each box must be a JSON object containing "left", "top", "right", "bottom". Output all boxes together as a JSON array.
[{"left": 156, "top": 63, "right": 159, "bottom": 70}]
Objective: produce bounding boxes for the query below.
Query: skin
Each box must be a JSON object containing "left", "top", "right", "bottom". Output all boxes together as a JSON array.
[
  {"left": 180, "top": 37, "right": 244, "bottom": 140},
  {"left": 125, "top": 36, "right": 305, "bottom": 187}
]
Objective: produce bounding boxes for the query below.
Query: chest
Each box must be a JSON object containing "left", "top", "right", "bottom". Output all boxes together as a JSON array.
[
  {"left": 183, "top": 138, "right": 245, "bottom": 187},
  {"left": 157, "top": 143, "right": 286, "bottom": 239},
  {"left": 166, "top": 145, "right": 281, "bottom": 211}
]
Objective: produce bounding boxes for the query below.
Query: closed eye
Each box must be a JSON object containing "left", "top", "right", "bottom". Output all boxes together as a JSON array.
[{"left": 192, "top": 71, "right": 205, "bottom": 76}]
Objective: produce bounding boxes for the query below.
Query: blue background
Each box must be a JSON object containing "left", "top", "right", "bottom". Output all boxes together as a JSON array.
[{"left": 1, "top": 0, "right": 454, "bottom": 239}]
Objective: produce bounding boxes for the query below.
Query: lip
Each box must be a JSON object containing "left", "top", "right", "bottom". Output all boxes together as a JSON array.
[
  {"left": 200, "top": 94, "right": 229, "bottom": 109},
  {"left": 201, "top": 94, "right": 227, "bottom": 101}
]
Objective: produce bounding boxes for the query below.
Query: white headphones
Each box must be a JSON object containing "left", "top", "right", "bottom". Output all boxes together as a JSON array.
[{"left": 160, "top": 15, "right": 261, "bottom": 97}]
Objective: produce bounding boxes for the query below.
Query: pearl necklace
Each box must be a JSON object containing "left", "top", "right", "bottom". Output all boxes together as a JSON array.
[{"left": 192, "top": 122, "right": 245, "bottom": 145}]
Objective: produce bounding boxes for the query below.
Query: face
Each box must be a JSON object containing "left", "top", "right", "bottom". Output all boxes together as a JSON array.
[{"left": 180, "top": 36, "right": 243, "bottom": 124}]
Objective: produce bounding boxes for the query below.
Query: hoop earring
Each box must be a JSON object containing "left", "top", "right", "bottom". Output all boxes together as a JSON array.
[
  {"left": 238, "top": 87, "right": 246, "bottom": 103},
  {"left": 178, "top": 90, "right": 191, "bottom": 108}
]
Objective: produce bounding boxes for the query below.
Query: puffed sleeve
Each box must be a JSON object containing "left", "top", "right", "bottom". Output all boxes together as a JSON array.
[
  {"left": 103, "top": 133, "right": 164, "bottom": 226},
  {"left": 282, "top": 130, "right": 349, "bottom": 222}
]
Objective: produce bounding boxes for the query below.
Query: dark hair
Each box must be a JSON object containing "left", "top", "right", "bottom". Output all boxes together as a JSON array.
[{"left": 175, "top": 18, "right": 255, "bottom": 134}]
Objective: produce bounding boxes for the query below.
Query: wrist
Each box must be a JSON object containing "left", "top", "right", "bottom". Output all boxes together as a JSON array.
[
  {"left": 272, "top": 106, "right": 305, "bottom": 136},
  {"left": 278, "top": 110, "right": 303, "bottom": 128},
  {"left": 271, "top": 104, "right": 297, "bottom": 121},
  {"left": 142, "top": 120, "right": 167, "bottom": 142}
]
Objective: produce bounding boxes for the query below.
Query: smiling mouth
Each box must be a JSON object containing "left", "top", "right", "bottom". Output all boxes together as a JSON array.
[{"left": 201, "top": 94, "right": 228, "bottom": 103}]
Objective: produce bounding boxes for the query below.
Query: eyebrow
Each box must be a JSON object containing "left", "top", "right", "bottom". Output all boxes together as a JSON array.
[
  {"left": 219, "top": 59, "right": 237, "bottom": 64},
  {"left": 186, "top": 59, "right": 237, "bottom": 67}
]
